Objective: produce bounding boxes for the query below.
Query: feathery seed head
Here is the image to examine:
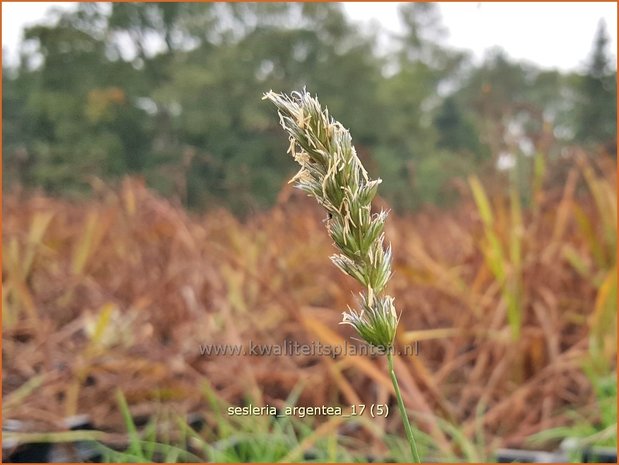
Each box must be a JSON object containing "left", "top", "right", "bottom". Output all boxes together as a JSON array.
[
  {"left": 341, "top": 294, "right": 399, "bottom": 352},
  {"left": 265, "top": 89, "right": 400, "bottom": 350}
]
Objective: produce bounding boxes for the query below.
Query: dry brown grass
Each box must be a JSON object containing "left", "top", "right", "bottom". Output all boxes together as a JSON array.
[{"left": 2, "top": 151, "right": 616, "bottom": 456}]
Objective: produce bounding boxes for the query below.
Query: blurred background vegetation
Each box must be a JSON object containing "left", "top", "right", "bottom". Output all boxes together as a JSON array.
[
  {"left": 2, "top": 2, "right": 617, "bottom": 462},
  {"left": 3, "top": 2, "right": 616, "bottom": 214}
]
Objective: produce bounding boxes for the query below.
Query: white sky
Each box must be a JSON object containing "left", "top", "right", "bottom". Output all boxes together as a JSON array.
[{"left": 3, "top": 2, "right": 617, "bottom": 72}]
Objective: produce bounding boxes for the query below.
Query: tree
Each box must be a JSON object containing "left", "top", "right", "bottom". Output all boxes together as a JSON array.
[
  {"left": 7, "top": 6, "right": 151, "bottom": 194},
  {"left": 3, "top": 2, "right": 607, "bottom": 214},
  {"left": 577, "top": 21, "right": 617, "bottom": 146},
  {"left": 434, "top": 96, "right": 485, "bottom": 158}
]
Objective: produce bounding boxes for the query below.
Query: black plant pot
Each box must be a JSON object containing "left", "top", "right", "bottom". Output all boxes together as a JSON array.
[{"left": 496, "top": 444, "right": 617, "bottom": 463}]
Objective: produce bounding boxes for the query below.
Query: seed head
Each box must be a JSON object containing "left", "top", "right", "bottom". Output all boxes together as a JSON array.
[
  {"left": 341, "top": 294, "right": 400, "bottom": 353},
  {"left": 264, "top": 89, "right": 399, "bottom": 350}
]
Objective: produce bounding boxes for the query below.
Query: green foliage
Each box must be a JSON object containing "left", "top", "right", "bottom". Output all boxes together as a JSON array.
[
  {"left": 576, "top": 21, "right": 617, "bottom": 146},
  {"left": 3, "top": 3, "right": 615, "bottom": 214},
  {"left": 97, "top": 390, "right": 203, "bottom": 463},
  {"left": 434, "top": 97, "right": 485, "bottom": 158},
  {"left": 528, "top": 373, "right": 617, "bottom": 458},
  {"left": 100, "top": 384, "right": 435, "bottom": 463}
]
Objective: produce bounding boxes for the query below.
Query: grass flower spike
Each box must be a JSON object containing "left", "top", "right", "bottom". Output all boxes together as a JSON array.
[
  {"left": 265, "top": 89, "right": 421, "bottom": 462},
  {"left": 263, "top": 89, "right": 396, "bottom": 350}
]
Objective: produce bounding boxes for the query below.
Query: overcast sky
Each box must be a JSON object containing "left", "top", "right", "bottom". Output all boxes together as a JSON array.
[{"left": 3, "top": 2, "right": 617, "bottom": 72}]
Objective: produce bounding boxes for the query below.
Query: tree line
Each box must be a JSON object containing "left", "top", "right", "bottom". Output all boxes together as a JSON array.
[{"left": 3, "top": 3, "right": 616, "bottom": 214}]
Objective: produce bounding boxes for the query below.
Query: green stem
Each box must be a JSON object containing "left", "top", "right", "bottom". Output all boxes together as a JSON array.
[{"left": 387, "top": 350, "right": 421, "bottom": 463}]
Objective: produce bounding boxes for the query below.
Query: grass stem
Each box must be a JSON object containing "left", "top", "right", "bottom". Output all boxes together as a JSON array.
[{"left": 387, "top": 350, "right": 421, "bottom": 463}]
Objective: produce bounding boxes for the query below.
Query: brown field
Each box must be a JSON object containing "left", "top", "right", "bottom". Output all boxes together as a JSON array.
[{"left": 3, "top": 151, "right": 617, "bottom": 459}]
